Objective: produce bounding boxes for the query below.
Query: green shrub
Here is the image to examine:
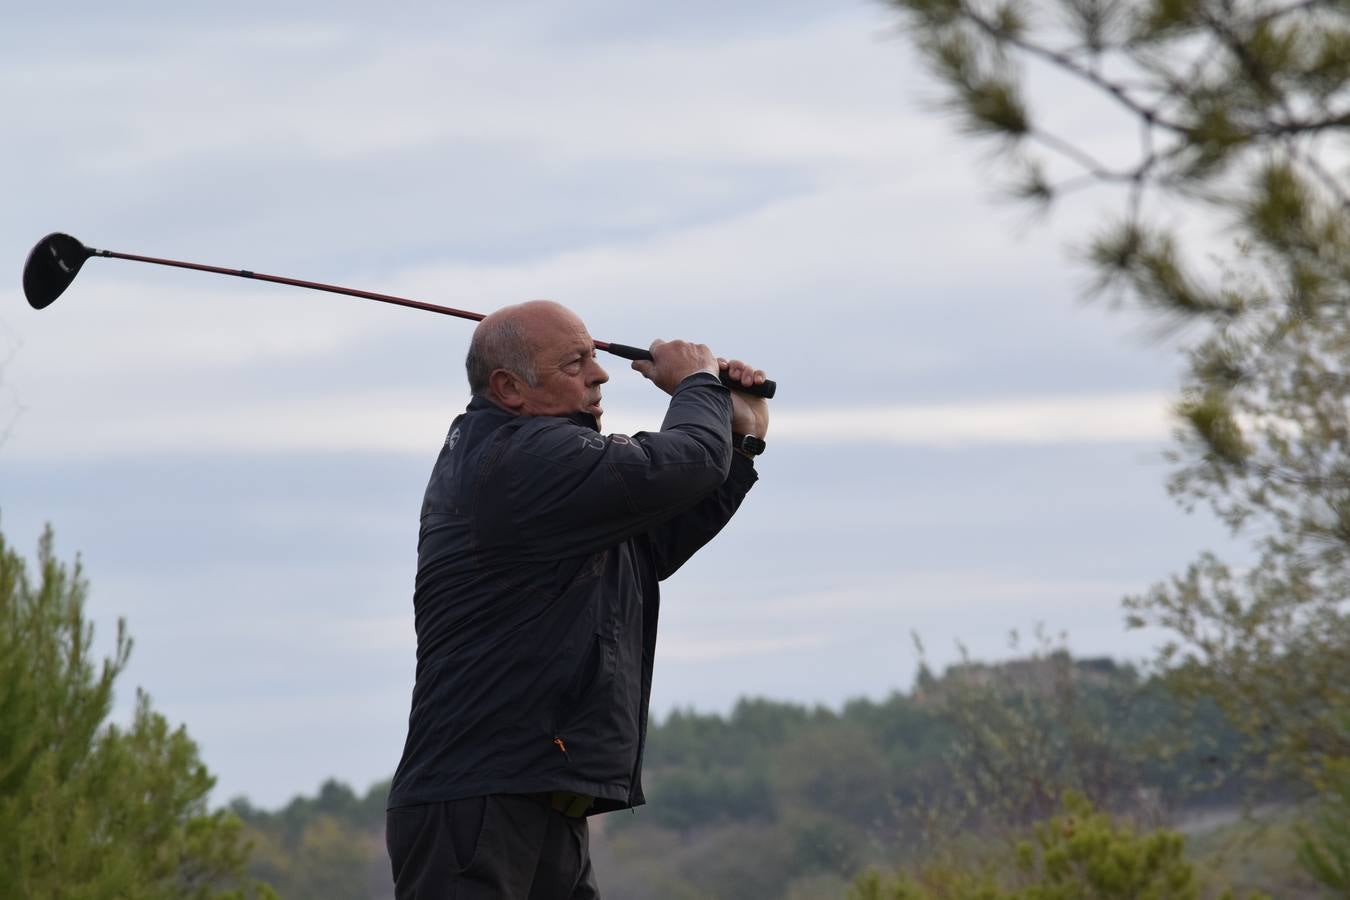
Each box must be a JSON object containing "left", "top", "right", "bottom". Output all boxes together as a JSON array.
[{"left": 851, "top": 793, "right": 1268, "bottom": 900}]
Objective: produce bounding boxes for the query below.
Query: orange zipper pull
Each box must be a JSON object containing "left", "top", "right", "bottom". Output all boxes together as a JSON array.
[{"left": 553, "top": 736, "right": 570, "bottom": 758}]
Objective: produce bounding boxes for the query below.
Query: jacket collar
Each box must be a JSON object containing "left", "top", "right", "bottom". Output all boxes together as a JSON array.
[{"left": 466, "top": 394, "right": 599, "bottom": 432}]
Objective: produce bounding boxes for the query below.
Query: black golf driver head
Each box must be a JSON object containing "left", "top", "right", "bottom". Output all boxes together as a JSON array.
[{"left": 24, "top": 232, "right": 94, "bottom": 309}]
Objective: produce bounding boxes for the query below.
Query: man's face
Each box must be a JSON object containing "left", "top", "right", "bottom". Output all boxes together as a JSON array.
[{"left": 517, "top": 306, "right": 610, "bottom": 426}]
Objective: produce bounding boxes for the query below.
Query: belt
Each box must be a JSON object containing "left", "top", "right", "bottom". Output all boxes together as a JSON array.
[{"left": 526, "top": 791, "right": 593, "bottom": 818}]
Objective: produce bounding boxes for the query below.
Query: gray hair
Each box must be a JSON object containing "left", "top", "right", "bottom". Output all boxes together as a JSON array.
[{"left": 466, "top": 316, "right": 539, "bottom": 394}]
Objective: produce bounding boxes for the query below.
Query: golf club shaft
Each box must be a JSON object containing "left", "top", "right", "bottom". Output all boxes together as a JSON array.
[
  {"left": 93, "top": 248, "right": 776, "bottom": 399},
  {"left": 96, "top": 249, "right": 489, "bottom": 323}
]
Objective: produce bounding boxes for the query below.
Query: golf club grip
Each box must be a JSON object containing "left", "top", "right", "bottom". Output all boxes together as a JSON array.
[{"left": 603, "top": 343, "right": 777, "bottom": 399}]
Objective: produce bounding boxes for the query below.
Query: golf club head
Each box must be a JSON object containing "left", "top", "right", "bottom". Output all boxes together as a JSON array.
[{"left": 24, "top": 232, "right": 94, "bottom": 309}]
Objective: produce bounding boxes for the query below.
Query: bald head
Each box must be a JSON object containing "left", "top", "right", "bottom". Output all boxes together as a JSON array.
[
  {"left": 467, "top": 301, "right": 588, "bottom": 394},
  {"left": 466, "top": 306, "right": 530, "bottom": 394},
  {"left": 467, "top": 300, "right": 609, "bottom": 422}
]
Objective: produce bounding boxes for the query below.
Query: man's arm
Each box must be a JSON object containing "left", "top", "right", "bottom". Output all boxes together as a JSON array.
[
  {"left": 643, "top": 357, "right": 771, "bottom": 579},
  {"left": 634, "top": 356, "right": 766, "bottom": 577},
  {"left": 480, "top": 373, "right": 734, "bottom": 558},
  {"left": 479, "top": 352, "right": 769, "bottom": 562},
  {"left": 644, "top": 453, "right": 757, "bottom": 580}
]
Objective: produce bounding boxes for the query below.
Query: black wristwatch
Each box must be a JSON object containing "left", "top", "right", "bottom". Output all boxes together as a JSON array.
[{"left": 732, "top": 433, "right": 766, "bottom": 457}]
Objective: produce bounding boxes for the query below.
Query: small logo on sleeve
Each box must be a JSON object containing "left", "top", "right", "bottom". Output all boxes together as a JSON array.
[{"left": 577, "top": 433, "right": 606, "bottom": 451}]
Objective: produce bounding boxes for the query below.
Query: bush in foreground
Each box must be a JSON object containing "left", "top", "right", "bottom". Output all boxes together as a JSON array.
[
  {"left": 0, "top": 524, "right": 273, "bottom": 899},
  {"left": 850, "top": 793, "right": 1267, "bottom": 900}
]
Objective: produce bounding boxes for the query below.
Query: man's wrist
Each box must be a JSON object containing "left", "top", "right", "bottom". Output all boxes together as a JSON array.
[
  {"left": 671, "top": 371, "right": 722, "bottom": 395},
  {"left": 732, "top": 433, "right": 766, "bottom": 458}
]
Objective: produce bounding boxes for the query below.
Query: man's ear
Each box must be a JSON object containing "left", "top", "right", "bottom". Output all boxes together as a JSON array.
[{"left": 488, "top": 369, "right": 527, "bottom": 412}]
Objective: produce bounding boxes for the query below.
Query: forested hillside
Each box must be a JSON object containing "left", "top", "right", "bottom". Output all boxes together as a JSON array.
[{"left": 232, "top": 652, "right": 1293, "bottom": 899}]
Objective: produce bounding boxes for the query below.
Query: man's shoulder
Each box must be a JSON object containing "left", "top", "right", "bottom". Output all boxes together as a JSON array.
[
  {"left": 446, "top": 405, "right": 522, "bottom": 457},
  {"left": 453, "top": 402, "right": 629, "bottom": 474}
]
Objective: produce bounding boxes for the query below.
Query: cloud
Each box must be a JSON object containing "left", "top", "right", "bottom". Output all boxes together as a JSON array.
[
  {"left": 660, "top": 633, "right": 834, "bottom": 663},
  {"left": 775, "top": 391, "right": 1174, "bottom": 446},
  {"left": 3, "top": 384, "right": 1175, "bottom": 461},
  {"left": 647, "top": 567, "right": 1166, "bottom": 717},
  {"left": 386, "top": 178, "right": 1053, "bottom": 316},
  {"left": 2, "top": 13, "right": 947, "bottom": 174},
  {"left": 666, "top": 570, "right": 1150, "bottom": 642}
]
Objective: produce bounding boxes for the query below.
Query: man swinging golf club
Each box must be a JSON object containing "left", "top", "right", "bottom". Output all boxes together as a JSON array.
[
  {"left": 22, "top": 231, "right": 774, "bottom": 897},
  {"left": 384, "top": 300, "right": 770, "bottom": 899}
]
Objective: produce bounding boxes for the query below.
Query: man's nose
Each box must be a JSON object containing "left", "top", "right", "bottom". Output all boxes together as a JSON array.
[{"left": 591, "top": 360, "right": 609, "bottom": 384}]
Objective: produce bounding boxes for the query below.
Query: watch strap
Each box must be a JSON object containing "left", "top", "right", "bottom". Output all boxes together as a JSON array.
[{"left": 732, "top": 433, "right": 766, "bottom": 457}]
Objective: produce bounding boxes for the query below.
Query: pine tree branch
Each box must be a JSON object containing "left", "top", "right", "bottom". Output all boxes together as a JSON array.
[
  {"left": 958, "top": 4, "right": 1190, "bottom": 134},
  {"left": 1289, "top": 145, "right": 1350, "bottom": 210},
  {"left": 1248, "top": 463, "right": 1350, "bottom": 492},
  {"left": 1197, "top": 5, "right": 1292, "bottom": 108},
  {"left": 1246, "top": 0, "right": 1340, "bottom": 29},
  {"left": 1151, "top": 36, "right": 1228, "bottom": 122},
  {"left": 1255, "top": 111, "right": 1350, "bottom": 136},
  {"left": 1029, "top": 127, "right": 1130, "bottom": 178}
]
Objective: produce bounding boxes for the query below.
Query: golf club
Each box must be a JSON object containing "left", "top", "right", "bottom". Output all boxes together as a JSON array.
[{"left": 22, "top": 232, "right": 776, "bottom": 399}]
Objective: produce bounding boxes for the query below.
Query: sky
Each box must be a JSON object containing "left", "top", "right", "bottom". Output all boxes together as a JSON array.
[{"left": 1, "top": 1, "right": 1236, "bottom": 807}]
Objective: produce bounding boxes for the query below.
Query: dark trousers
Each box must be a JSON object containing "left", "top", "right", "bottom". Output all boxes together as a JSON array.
[{"left": 387, "top": 795, "right": 600, "bottom": 899}]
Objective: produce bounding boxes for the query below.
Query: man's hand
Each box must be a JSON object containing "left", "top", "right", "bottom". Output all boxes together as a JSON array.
[
  {"left": 721, "top": 358, "right": 770, "bottom": 438},
  {"left": 631, "top": 339, "right": 719, "bottom": 395}
]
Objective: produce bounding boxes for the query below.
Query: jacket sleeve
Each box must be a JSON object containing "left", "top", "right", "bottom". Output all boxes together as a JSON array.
[
  {"left": 644, "top": 452, "right": 758, "bottom": 580},
  {"left": 482, "top": 373, "right": 735, "bottom": 559}
]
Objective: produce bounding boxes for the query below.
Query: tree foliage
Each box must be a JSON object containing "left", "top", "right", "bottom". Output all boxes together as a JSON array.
[
  {"left": 884, "top": 0, "right": 1348, "bottom": 885},
  {"left": 851, "top": 792, "right": 1264, "bottom": 900},
  {"left": 230, "top": 653, "right": 1305, "bottom": 898},
  {"left": 1295, "top": 754, "right": 1350, "bottom": 892},
  {"left": 230, "top": 778, "right": 391, "bottom": 900},
  {"left": 0, "top": 524, "right": 272, "bottom": 899},
  {"left": 602, "top": 656, "right": 1257, "bottom": 898},
  {"left": 911, "top": 638, "right": 1156, "bottom": 835}
]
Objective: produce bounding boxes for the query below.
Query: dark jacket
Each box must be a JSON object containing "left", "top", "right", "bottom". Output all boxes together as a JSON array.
[{"left": 387, "top": 372, "right": 757, "bottom": 814}]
